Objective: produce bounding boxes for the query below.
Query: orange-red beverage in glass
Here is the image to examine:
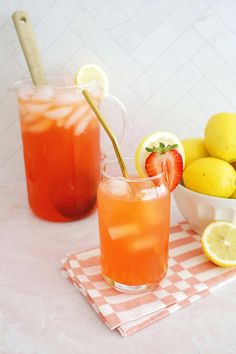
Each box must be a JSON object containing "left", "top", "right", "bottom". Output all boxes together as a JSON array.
[
  {"left": 97, "top": 158, "right": 171, "bottom": 293},
  {"left": 12, "top": 78, "right": 126, "bottom": 221}
]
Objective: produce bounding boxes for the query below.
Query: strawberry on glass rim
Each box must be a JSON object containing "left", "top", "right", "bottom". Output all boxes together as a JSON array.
[
  {"left": 145, "top": 142, "right": 183, "bottom": 191},
  {"left": 135, "top": 131, "right": 185, "bottom": 191}
]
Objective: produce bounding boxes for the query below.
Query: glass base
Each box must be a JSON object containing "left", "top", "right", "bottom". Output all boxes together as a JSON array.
[{"left": 103, "top": 274, "right": 158, "bottom": 294}]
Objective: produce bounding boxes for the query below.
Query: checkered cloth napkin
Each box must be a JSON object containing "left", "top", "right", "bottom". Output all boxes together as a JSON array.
[{"left": 61, "top": 221, "right": 236, "bottom": 337}]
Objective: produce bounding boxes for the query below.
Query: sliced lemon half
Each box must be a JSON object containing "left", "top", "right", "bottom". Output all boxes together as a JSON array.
[
  {"left": 201, "top": 221, "right": 236, "bottom": 267},
  {"left": 135, "top": 131, "right": 185, "bottom": 177},
  {"left": 75, "top": 64, "right": 109, "bottom": 92}
]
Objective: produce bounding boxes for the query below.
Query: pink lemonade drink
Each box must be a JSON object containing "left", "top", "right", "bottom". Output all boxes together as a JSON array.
[
  {"left": 15, "top": 79, "right": 102, "bottom": 221},
  {"left": 97, "top": 158, "right": 171, "bottom": 293}
]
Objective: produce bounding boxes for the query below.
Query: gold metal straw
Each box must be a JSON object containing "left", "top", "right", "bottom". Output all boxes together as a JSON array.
[
  {"left": 82, "top": 90, "right": 128, "bottom": 178},
  {"left": 12, "top": 11, "right": 47, "bottom": 85}
]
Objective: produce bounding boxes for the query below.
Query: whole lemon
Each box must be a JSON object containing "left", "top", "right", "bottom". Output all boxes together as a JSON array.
[
  {"left": 205, "top": 112, "right": 236, "bottom": 162},
  {"left": 231, "top": 189, "right": 236, "bottom": 198},
  {"left": 183, "top": 157, "right": 236, "bottom": 198},
  {"left": 181, "top": 138, "right": 209, "bottom": 168}
]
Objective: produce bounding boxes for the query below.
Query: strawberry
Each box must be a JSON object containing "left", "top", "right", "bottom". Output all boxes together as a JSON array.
[{"left": 145, "top": 142, "right": 183, "bottom": 191}]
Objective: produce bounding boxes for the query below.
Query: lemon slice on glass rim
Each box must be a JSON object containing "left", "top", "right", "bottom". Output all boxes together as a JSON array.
[
  {"left": 201, "top": 221, "right": 236, "bottom": 267},
  {"left": 74, "top": 64, "right": 109, "bottom": 92},
  {"left": 135, "top": 131, "right": 185, "bottom": 177}
]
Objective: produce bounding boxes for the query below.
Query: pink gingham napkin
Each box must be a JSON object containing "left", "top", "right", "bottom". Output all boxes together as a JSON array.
[{"left": 61, "top": 221, "right": 236, "bottom": 337}]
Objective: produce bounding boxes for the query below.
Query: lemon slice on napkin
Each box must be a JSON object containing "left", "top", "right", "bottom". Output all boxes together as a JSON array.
[{"left": 201, "top": 221, "right": 236, "bottom": 267}]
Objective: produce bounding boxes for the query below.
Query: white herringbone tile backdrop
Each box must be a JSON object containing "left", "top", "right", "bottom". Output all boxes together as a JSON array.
[{"left": 1, "top": 0, "right": 236, "bottom": 182}]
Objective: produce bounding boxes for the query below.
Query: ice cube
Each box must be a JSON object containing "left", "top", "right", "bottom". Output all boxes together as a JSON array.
[
  {"left": 74, "top": 114, "right": 92, "bottom": 135},
  {"left": 138, "top": 183, "right": 167, "bottom": 200},
  {"left": 27, "top": 119, "right": 53, "bottom": 133},
  {"left": 65, "top": 104, "right": 88, "bottom": 128},
  {"left": 44, "top": 106, "right": 73, "bottom": 120},
  {"left": 157, "top": 184, "right": 168, "bottom": 196},
  {"left": 136, "top": 187, "right": 168, "bottom": 227},
  {"left": 108, "top": 223, "right": 140, "bottom": 240},
  {"left": 54, "top": 93, "right": 80, "bottom": 105},
  {"left": 128, "top": 236, "right": 157, "bottom": 252},
  {"left": 139, "top": 187, "right": 158, "bottom": 201},
  {"left": 23, "top": 113, "right": 41, "bottom": 124},
  {"left": 108, "top": 179, "right": 132, "bottom": 197},
  {"left": 32, "top": 87, "right": 54, "bottom": 101},
  {"left": 25, "top": 103, "right": 50, "bottom": 114},
  {"left": 56, "top": 117, "right": 67, "bottom": 127}
]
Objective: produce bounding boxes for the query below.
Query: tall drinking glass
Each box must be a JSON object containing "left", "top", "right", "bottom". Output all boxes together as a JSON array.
[
  {"left": 97, "top": 158, "right": 171, "bottom": 293},
  {"left": 11, "top": 77, "right": 126, "bottom": 221}
]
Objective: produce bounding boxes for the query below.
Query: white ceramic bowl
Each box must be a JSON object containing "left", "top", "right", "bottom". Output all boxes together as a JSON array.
[{"left": 173, "top": 184, "right": 236, "bottom": 235}]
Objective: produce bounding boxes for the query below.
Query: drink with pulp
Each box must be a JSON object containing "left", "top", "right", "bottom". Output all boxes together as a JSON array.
[
  {"left": 97, "top": 158, "right": 171, "bottom": 293},
  {"left": 18, "top": 84, "right": 101, "bottom": 221}
]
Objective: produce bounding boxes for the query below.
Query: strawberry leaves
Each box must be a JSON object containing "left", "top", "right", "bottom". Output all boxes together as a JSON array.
[{"left": 145, "top": 142, "right": 178, "bottom": 154}]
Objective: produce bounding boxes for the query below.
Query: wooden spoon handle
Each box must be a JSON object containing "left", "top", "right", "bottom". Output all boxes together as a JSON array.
[{"left": 12, "top": 11, "right": 47, "bottom": 85}]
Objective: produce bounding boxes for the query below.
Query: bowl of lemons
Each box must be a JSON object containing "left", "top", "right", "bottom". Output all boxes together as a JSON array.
[{"left": 173, "top": 112, "right": 236, "bottom": 235}]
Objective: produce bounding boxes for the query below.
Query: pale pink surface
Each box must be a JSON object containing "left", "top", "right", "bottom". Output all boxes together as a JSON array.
[{"left": 1, "top": 184, "right": 236, "bottom": 353}]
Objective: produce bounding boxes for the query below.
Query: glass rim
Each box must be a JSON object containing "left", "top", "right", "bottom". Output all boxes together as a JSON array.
[
  {"left": 102, "top": 157, "right": 164, "bottom": 183},
  {"left": 8, "top": 75, "right": 101, "bottom": 91}
]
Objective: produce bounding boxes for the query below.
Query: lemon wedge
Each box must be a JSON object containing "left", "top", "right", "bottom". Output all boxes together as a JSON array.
[
  {"left": 135, "top": 131, "right": 185, "bottom": 177},
  {"left": 201, "top": 221, "right": 236, "bottom": 267},
  {"left": 75, "top": 64, "right": 109, "bottom": 92}
]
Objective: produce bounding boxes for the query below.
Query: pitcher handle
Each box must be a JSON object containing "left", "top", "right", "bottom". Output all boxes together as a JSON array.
[{"left": 100, "top": 93, "right": 127, "bottom": 156}]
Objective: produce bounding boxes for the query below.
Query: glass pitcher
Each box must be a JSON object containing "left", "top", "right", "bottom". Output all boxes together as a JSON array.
[{"left": 11, "top": 77, "right": 127, "bottom": 222}]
